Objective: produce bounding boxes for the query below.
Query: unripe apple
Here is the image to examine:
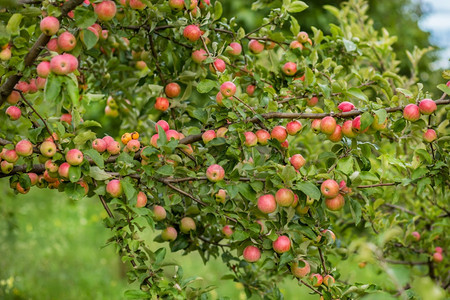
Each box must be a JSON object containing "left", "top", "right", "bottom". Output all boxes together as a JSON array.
[
  {"left": 342, "top": 120, "right": 357, "bottom": 138},
  {"left": 192, "top": 49, "right": 207, "bottom": 63},
  {"left": 210, "top": 58, "right": 226, "bottom": 73},
  {"left": 371, "top": 114, "right": 387, "bottom": 131},
  {"left": 321, "top": 179, "right": 339, "bottom": 198},
  {"left": 15, "top": 140, "right": 33, "bottom": 156},
  {"left": 1, "top": 160, "right": 14, "bottom": 174},
  {"left": 168, "top": 0, "right": 184, "bottom": 10},
  {"left": 202, "top": 130, "right": 216, "bottom": 143},
  {"left": 243, "top": 245, "right": 261, "bottom": 262},
  {"left": 155, "top": 97, "right": 169, "bottom": 111},
  {"left": 290, "top": 154, "right": 305, "bottom": 170},
  {"left": 246, "top": 85, "right": 256, "bottom": 96},
  {"left": 135, "top": 60, "right": 147, "bottom": 70},
  {"left": 180, "top": 217, "right": 196, "bottom": 233},
  {"left": 106, "top": 179, "right": 122, "bottom": 197},
  {"left": 418, "top": 99, "right": 437, "bottom": 115},
  {"left": 257, "top": 194, "right": 276, "bottom": 214},
  {"left": 129, "top": 0, "right": 146, "bottom": 9},
  {"left": 244, "top": 132, "right": 257, "bottom": 147},
  {"left": 183, "top": 25, "right": 201, "bottom": 42},
  {"left": 273, "top": 235, "right": 291, "bottom": 253},
  {"left": 220, "top": 81, "right": 236, "bottom": 97},
  {"left": 102, "top": 136, "right": 115, "bottom": 147},
  {"left": 403, "top": 104, "right": 420, "bottom": 122},
  {"left": 16, "top": 81, "right": 29, "bottom": 93},
  {"left": 95, "top": 1, "right": 117, "bottom": 21},
  {"left": 337, "top": 101, "right": 355, "bottom": 112},
  {"left": 107, "top": 141, "right": 121, "bottom": 155},
  {"left": 215, "top": 189, "right": 227, "bottom": 203},
  {"left": 45, "top": 159, "right": 59, "bottom": 173},
  {"left": 423, "top": 129, "right": 437, "bottom": 143},
  {"left": 6, "top": 106, "right": 21, "bottom": 120},
  {"left": 320, "top": 116, "right": 336, "bottom": 135},
  {"left": 216, "top": 127, "right": 228, "bottom": 138},
  {"left": 352, "top": 115, "right": 368, "bottom": 134},
  {"left": 433, "top": 252, "right": 443, "bottom": 263},
  {"left": 107, "top": 96, "right": 118, "bottom": 109},
  {"left": 0, "top": 47, "right": 11, "bottom": 61},
  {"left": 286, "top": 120, "right": 302, "bottom": 135},
  {"left": 28, "top": 173, "right": 39, "bottom": 185},
  {"left": 227, "top": 42, "right": 242, "bottom": 56},
  {"left": 165, "top": 82, "right": 181, "bottom": 98},
  {"left": 323, "top": 275, "right": 335, "bottom": 287},
  {"left": 136, "top": 191, "right": 147, "bottom": 208},
  {"left": 105, "top": 106, "right": 118, "bottom": 117},
  {"left": 57, "top": 32, "right": 76, "bottom": 52},
  {"left": 40, "top": 141, "right": 57, "bottom": 157},
  {"left": 411, "top": 231, "right": 420, "bottom": 241},
  {"left": 206, "top": 164, "right": 225, "bottom": 182},
  {"left": 248, "top": 40, "right": 264, "bottom": 54},
  {"left": 290, "top": 41, "right": 303, "bottom": 50},
  {"left": 321, "top": 229, "right": 336, "bottom": 244},
  {"left": 271, "top": 126, "right": 287, "bottom": 142},
  {"left": 3, "top": 150, "right": 18, "bottom": 163},
  {"left": 153, "top": 205, "right": 166, "bottom": 221},
  {"left": 126, "top": 139, "right": 140, "bottom": 152},
  {"left": 40, "top": 16, "right": 60, "bottom": 36},
  {"left": 66, "top": 149, "right": 84, "bottom": 166},
  {"left": 37, "top": 61, "right": 51, "bottom": 78},
  {"left": 161, "top": 226, "right": 178, "bottom": 241},
  {"left": 58, "top": 162, "right": 71, "bottom": 178},
  {"left": 297, "top": 31, "right": 308, "bottom": 43},
  {"left": 282, "top": 62, "right": 297, "bottom": 76},
  {"left": 155, "top": 120, "right": 170, "bottom": 132},
  {"left": 310, "top": 274, "right": 323, "bottom": 286},
  {"left": 311, "top": 119, "right": 321, "bottom": 133},
  {"left": 222, "top": 225, "right": 233, "bottom": 238},
  {"left": 275, "top": 188, "right": 294, "bottom": 206},
  {"left": 256, "top": 129, "right": 271, "bottom": 145},
  {"left": 306, "top": 96, "right": 318, "bottom": 107},
  {"left": 328, "top": 124, "right": 342, "bottom": 142},
  {"left": 325, "top": 194, "right": 345, "bottom": 211},
  {"left": 92, "top": 138, "right": 107, "bottom": 152},
  {"left": 291, "top": 260, "right": 310, "bottom": 278}
]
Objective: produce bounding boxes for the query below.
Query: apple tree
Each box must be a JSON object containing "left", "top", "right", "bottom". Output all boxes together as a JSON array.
[{"left": 0, "top": 0, "right": 449, "bottom": 298}]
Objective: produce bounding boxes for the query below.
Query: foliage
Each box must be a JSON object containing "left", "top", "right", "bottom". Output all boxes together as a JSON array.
[{"left": 0, "top": 0, "right": 449, "bottom": 299}]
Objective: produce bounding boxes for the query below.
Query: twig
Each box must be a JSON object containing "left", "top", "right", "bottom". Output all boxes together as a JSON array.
[
  {"left": 148, "top": 34, "right": 166, "bottom": 86},
  {"left": 356, "top": 182, "right": 398, "bottom": 188},
  {"left": 198, "top": 236, "right": 230, "bottom": 247},
  {"left": 318, "top": 247, "right": 328, "bottom": 274},
  {"left": 299, "top": 279, "right": 323, "bottom": 296}
]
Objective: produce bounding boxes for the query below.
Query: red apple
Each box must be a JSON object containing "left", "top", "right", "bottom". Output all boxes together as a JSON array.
[
  {"left": 243, "top": 245, "right": 261, "bottom": 262},
  {"left": 257, "top": 194, "right": 277, "bottom": 214},
  {"left": 311, "top": 119, "right": 321, "bottom": 133},
  {"left": 192, "top": 49, "right": 207, "bottom": 63},
  {"left": 271, "top": 126, "right": 287, "bottom": 142},
  {"left": 1, "top": 161, "right": 14, "bottom": 174},
  {"left": 256, "top": 129, "right": 271, "bottom": 145},
  {"left": 129, "top": 0, "right": 146, "bottom": 9},
  {"left": 423, "top": 129, "right": 437, "bottom": 143},
  {"left": 227, "top": 42, "right": 242, "bottom": 56},
  {"left": 107, "top": 141, "right": 121, "bottom": 155},
  {"left": 291, "top": 260, "right": 310, "bottom": 278},
  {"left": 306, "top": 96, "right": 318, "bottom": 107},
  {"left": 310, "top": 274, "right": 323, "bottom": 287},
  {"left": 248, "top": 40, "right": 264, "bottom": 54},
  {"left": 273, "top": 235, "right": 291, "bottom": 253},
  {"left": 216, "top": 92, "right": 224, "bottom": 106},
  {"left": 6, "top": 106, "right": 21, "bottom": 120},
  {"left": 282, "top": 62, "right": 297, "bottom": 76},
  {"left": 342, "top": 120, "right": 357, "bottom": 138},
  {"left": 15, "top": 140, "right": 33, "bottom": 156},
  {"left": 95, "top": 1, "right": 117, "bottom": 21},
  {"left": 92, "top": 138, "right": 107, "bottom": 152},
  {"left": 40, "top": 141, "right": 57, "bottom": 157},
  {"left": 37, "top": 61, "right": 51, "bottom": 78},
  {"left": 216, "top": 127, "right": 228, "bottom": 138},
  {"left": 323, "top": 275, "right": 335, "bottom": 287},
  {"left": 16, "top": 81, "right": 29, "bottom": 93},
  {"left": 297, "top": 31, "right": 308, "bottom": 43},
  {"left": 106, "top": 179, "right": 122, "bottom": 197},
  {"left": 168, "top": 0, "right": 184, "bottom": 10},
  {"left": 135, "top": 191, "right": 147, "bottom": 207},
  {"left": 165, "top": 82, "right": 181, "bottom": 98},
  {"left": 328, "top": 124, "right": 342, "bottom": 142},
  {"left": 290, "top": 41, "right": 303, "bottom": 50},
  {"left": 161, "top": 227, "right": 177, "bottom": 241},
  {"left": 411, "top": 231, "right": 420, "bottom": 241},
  {"left": 210, "top": 58, "right": 226, "bottom": 73},
  {"left": 352, "top": 115, "right": 369, "bottom": 134},
  {"left": 153, "top": 205, "right": 166, "bottom": 221},
  {"left": 222, "top": 225, "right": 233, "bottom": 238},
  {"left": 286, "top": 120, "right": 302, "bottom": 135},
  {"left": 275, "top": 188, "right": 294, "bottom": 206},
  {"left": 246, "top": 85, "right": 256, "bottom": 96},
  {"left": 220, "top": 81, "right": 236, "bottom": 97},
  {"left": 180, "top": 217, "right": 196, "bottom": 233},
  {"left": 45, "top": 159, "right": 59, "bottom": 173},
  {"left": 433, "top": 252, "right": 443, "bottom": 263},
  {"left": 206, "top": 164, "right": 225, "bottom": 182},
  {"left": 320, "top": 116, "right": 336, "bottom": 135},
  {"left": 126, "top": 139, "right": 140, "bottom": 152},
  {"left": 202, "top": 130, "right": 216, "bottom": 143},
  {"left": 58, "top": 162, "right": 70, "bottom": 178},
  {"left": 6, "top": 91, "right": 20, "bottom": 105},
  {"left": 102, "top": 136, "right": 115, "bottom": 147},
  {"left": 155, "top": 97, "right": 169, "bottom": 111},
  {"left": 40, "top": 16, "right": 60, "bottom": 36},
  {"left": 325, "top": 194, "right": 345, "bottom": 211},
  {"left": 66, "top": 149, "right": 84, "bottom": 166},
  {"left": 321, "top": 179, "right": 339, "bottom": 198},
  {"left": 215, "top": 189, "right": 227, "bottom": 203},
  {"left": 57, "top": 32, "right": 76, "bottom": 52},
  {"left": 337, "top": 101, "right": 355, "bottom": 112},
  {"left": 3, "top": 150, "right": 18, "bottom": 163},
  {"left": 155, "top": 120, "right": 170, "bottom": 132},
  {"left": 403, "top": 104, "right": 420, "bottom": 122},
  {"left": 183, "top": 25, "right": 201, "bottom": 42},
  {"left": 244, "top": 131, "right": 257, "bottom": 147},
  {"left": 418, "top": 99, "right": 437, "bottom": 115},
  {"left": 290, "top": 154, "right": 305, "bottom": 170}
]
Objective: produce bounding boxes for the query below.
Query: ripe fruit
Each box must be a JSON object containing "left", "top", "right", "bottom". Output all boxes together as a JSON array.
[
  {"left": 256, "top": 129, "right": 271, "bottom": 145},
  {"left": 210, "top": 58, "right": 226, "bottom": 73},
  {"left": 220, "top": 81, "right": 236, "bottom": 97},
  {"left": 282, "top": 62, "right": 297, "bottom": 76},
  {"left": 227, "top": 42, "right": 242, "bottom": 56},
  {"left": 216, "top": 127, "right": 228, "bottom": 138},
  {"left": 0, "top": 47, "right": 11, "bottom": 61},
  {"left": 328, "top": 124, "right": 342, "bottom": 142},
  {"left": 50, "top": 54, "right": 74, "bottom": 75},
  {"left": 153, "top": 206, "right": 166, "bottom": 221},
  {"left": 40, "top": 16, "right": 60, "bottom": 36},
  {"left": 325, "top": 194, "right": 345, "bottom": 211},
  {"left": 216, "top": 92, "right": 224, "bottom": 105},
  {"left": 246, "top": 85, "right": 256, "bottom": 96},
  {"left": 202, "top": 130, "right": 216, "bottom": 143},
  {"left": 275, "top": 188, "right": 294, "bottom": 207},
  {"left": 418, "top": 99, "right": 437, "bottom": 115},
  {"left": 339, "top": 121, "right": 353, "bottom": 138},
  {"left": 215, "top": 189, "right": 227, "bottom": 203},
  {"left": 66, "top": 149, "right": 84, "bottom": 166},
  {"left": 273, "top": 235, "right": 291, "bottom": 253},
  {"left": 165, "top": 82, "right": 181, "bottom": 98},
  {"left": 45, "top": 160, "right": 59, "bottom": 173},
  {"left": 58, "top": 162, "right": 70, "bottom": 178},
  {"left": 161, "top": 227, "right": 177, "bottom": 241},
  {"left": 16, "top": 81, "right": 29, "bottom": 93},
  {"left": 310, "top": 274, "right": 323, "bottom": 287},
  {"left": 95, "top": 1, "right": 117, "bottom": 21},
  {"left": 206, "top": 164, "right": 225, "bottom": 182},
  {"left": 135, "top": 60, "right": 147, "bottom": 70},
  {"left": 3, "top": 150, "right": 18, "bottom": 163},
  {"left": 411, "top": 231, "right": 421, "bottom": 241},
  {"left": 339, "top": 180, "right": 352, "bottom": 194},
  {"left": 107, "top": 141, "right": 121, "bottom": 155},
  {"left": 129, "top": 0, "right": 146, "bottom": 9},
  {"left": 320, "top": 116, "right": 336, "bottom": 135},
  {"left": 244, "top": 132, "right": 257, "bottom": 147},
  {"left": 243, "top": 245, "right": 261, "bottom": 262},
  {"left": 286, "top": 120, "right": 302, "bottom": 135},
  {"left": 15, "top": 140, "right": 33, "bottom": 156},
  {"left": 136, "top": 191, "right": 147, "bottom": 208},
  {"left": 168, "top": 0, "right": 184, "bottom": 10},
  {"left": 271, "top": 126, "right": 287, "bottom": 142},
  {"left": 183, "top": 25, "right": 201, "bottom": 42},
  {"left": 291, "top": 260, "right": 310, "bottom": 278},
  {"left": 290, "top": 41, "right": 303, "bottom": 50},
  {"left": 337, "top": 101, "right": 355, "bottom": 112},
  {"left": 166, "top": 130, "right": 180, "bottom": 141},
  {"left": 423, "top": 129, "right": 437, "bottom": 143},
  {"left": 433, "top": 252, "right": 443, "bottom": 263},
  {"left": 40, "top": 141, "right": 57, "bottom": 157},
  {"left": 311, "top": 119, "right": 321, "bottom": 133},
  {"left": 192, "top": 49, "right": 207, "bottom": 63},
  {"left": 403, "top": 104, "right": 420, "bottom": 122},
  {"left": 92, "top": 138, "right": 107, "bottom": 152},
  {"left": 6, "top": 106, "right": 21, "bottom": 120},
  {"left": 57, "top": 32, "right": 76, "bottom": 52},
  {"left": 222, "top": 225, "right": 233, "bottom": 238},
  {"left": 306, "top": 96, "right": 318, "bottom": 107},
  {"left": 323, "top": 275, "right": 335, "bottom": 287},
  {"left": 257, "top": 194, "right": 277, "bottom": 214},
  {"left": 126, "top": 139, "right": 140, "bottom": 152},
  {"left": 180, "top": 217, "right": 196, "bottom": 233},
  {"left": 60, "top": 113, "right": 72, "bottom": 125},
  {"left": 352, "top": 115, "right": 368, "bottom": 134},
  {"left": 290, "top": 154, "right": 305, "bottom": 170},
  {"left": 37, "top": 61, "right": 51, "bottom": 78},
  {"left": 28, "top": 173, "right": 39, "bottom": 185},
  {"left": 321, "top": 179, "right": 339, "bottom": 198},
  {"left": 297, "top": 31, "right": 308, "bottom": 43},
  {"left": 6, "top": 91, "right": 20, "bottom": 105},
  {"left": 248, "top": 40, "right": 264, "bottom": 54},
  {"left": 435, "top": 247, "right": 443, "bottom": 254},
  {"left": 106, "top": 179, "right": 122, "bottom": 197},
  {"left": 155, "top": 97, "right": 169, "bottom": 111},
  {"left": 105, "top": 106, "right": 118, "bottom": 117},
  {"left": 155, "top": 120, "right": 170, "bottom": 132}
]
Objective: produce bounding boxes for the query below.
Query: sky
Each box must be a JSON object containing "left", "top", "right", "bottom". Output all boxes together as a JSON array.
[{"left": 419, "top": 0, "right": 450, "bottom": 69}]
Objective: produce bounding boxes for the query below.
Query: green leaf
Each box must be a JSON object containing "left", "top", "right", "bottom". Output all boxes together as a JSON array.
[
  {"left": 214, "top": 1, "right": 222, "bottom": 20},
  {"left": 342, "top": 39, "right": 357, "bottom": 52},
  {"left": 360, "top": 112, "right": 374, "bottom": 131},
  {"left": 374, "top": 109, "right": 387, "bottom": 124},
  {"left": 237, "top": 183, "right": 255, "bottom": 200},
  {"left": 124, "top": 290, "right": 150, "bottom": 299},
  {"left": 81, "top": 28, "right": 98, "bottom": 50},
  {"left": 414, "top": 149, "right": 432, "bottom": 164},
  {"left": 154, "top": 247, "right": 166, "bottom": 264},
  {"left": 156, "top": 165, "right": 174, "bottom": 176},
  {"left": 295, "top": 182, "right": 321, "bottom": 199},
  {"left": 392, "top": 118, "right": 406, "bottom": 132},
  {"left": 288, "top": 1, "right": 308, "bottom": 13},
  {"left": 74, "top": 6, "right": 97, "bottom": 29},
  {"left": 44, "top": 74, "right": 62, "bottom": 102},
  {"left": 68, "top": 166, "right": 82, "bottom": 183},
  {"left": 232, "top": 230, "right": 249, "bottom": 241},
  {"left": 89, "top": 166, "right": 112, "bottom": 180},
  {"left": 77, "top": 120, "right": 102, "bottom": 129},
  {"left": 121, "top": 180, "right": 136, "bottom": 200},
  {"left": 73, "top": 131, "right": 96, "bottom": 146},
  {"left": 337, "top": 156, "right": 354, "bottom": 175},
  {"left": 346, "top": 88, "right": 368, "bottom": 102},
  {"left": 64, "top": 77, "right": 80, "bottom": 108},
  {"left": 7, "top": 14, "right": 23, "bottom": 35},
  {"left": 396, "top": 88, "right": 413, "bottom": 98},
  {"left": 349, "top": 199, "right": 362, "bottom": 225},
  {"left": 289, "top": 16, "right": 300, "bottom": 36},
  {"left": 84, "top": 149, "right": 104, "bottom": 168},
  {"left": 196, "top": 79, "right": 217, "bottom": 94},
  {"left": 437, "top": 83, "right": 450, "bottom": 95}
]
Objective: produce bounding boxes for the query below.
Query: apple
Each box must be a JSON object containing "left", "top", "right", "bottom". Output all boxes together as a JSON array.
[
  {"left": 66, "top": 149, "right": 84, "bottom": 166},
  {"left": 220, "top": 81, "right": 236, "bottom": 97},
  {"left": 3, "top": 150, "right": 18, "bottom": 163},
  {"left": 352, "top": 115, "right": 368, "bottom": 134},
  {"left": 28, "top": 173, "right": 39, "bottom": 185},
  {"left": 273, "top": 235, "right": 291, "bottom": 253},
  {"left": 290, "top": 154, "right": 305, "bottom": 170},
  {"left": 256, "top": 129, "right": 271, "bottom": 145},
  {"left": 311, "top": 119, "right": 321, "bottom": 133},
  {"left": 290, "top": 41, "right": 303, "bottom": 50},
  {"left": 165, "top": 82, "right": 181, "bottom": 98},
  {"left": 342, "top": 120, "right": 357, "bottom": 138},
  {"left": 243, "top": 245, "right": 261, "bottom": 262},
  {"left": 102, "top": 136, "right": 115, "bottom": 147},
  {"left": 206, "top": 164, "right": 224, "bottom": 182},
  {"left": 339, "top": 180, "right": 352, "bottom": 194},
  {"left": 16, "top": 81, "right": 29, "bottom": 93},
  {"left": 1, "top": 161, "right": 14, "bottom": 174},
  {"left": 320, "top": 116, "right": 336, "bottom": 135},
  {"left": 246, "top": 85, "right": 256, "bottom": 96},
  {"left": 129, "top": 0, "right": 146, "bottom": 9},
  {"left": 16, "top": 182, "right": 30, "bottom": 194},
  {"left": 321, "top": 229, "right": 336, "bottom": 244},
  {"left": 323, "top": 275, "right": 335, "bottom": 287},
  {"left": 107, "top": 141, "right": 121, "bottom": 155},
  {"left": 58, "top": 113, "right": 72, "bottom": 125},
  {"left": 192, "top": 49, "right": 207, "bottom": 63},
  {"left": 275, "top": 188, "right": 294, "bottom": 207},
  {"left": 57, "top": 32, "right": 76, "bottom": 51},
  {"left": 0, "top": 47, "right": 11, "bottom": 61},
  {"left": 125, "top": 139, "right": 140, "bottom": 152},
  {"left": 423, "top": 129, "right": 437, "bottom": 143},
  {"left": 411, "top": 231, "right": 420, "bottom": 241},
  {"left": 286, "top": 120, "right": 302, "bottom": 135},
  {"left": 210, "top": 58, "right": 226, "bottom": 73},
  {"left": 337, "top": 101, "right": 355, "bottom": 112},
  {"left": 291, "top": 260, "right": 310, "bottom": 278},
  {"left": 306, "top": 96, "right": 318, "bottom": 107},
  {"left": 6, "top": 106, "right": 21, "bottom": 120},
  {"left": 282, "top": 62, "right": 297, "bottom": 76},
  {"left": 183, "top": 25, "right": 201, "bottom": 42},
  {"left": 371, "top": 114, "right": 387, "bottom": 131},
  {"left": 215, "top": 189, "right": 227, "bottom": 203},
  {"left": 403, "top": 104, "right": 420, "bottom": 122},
  {"left": 135, "top": 60, "right": 147, "bottom": 70},
  {"left": 216, "top": 92, "right": 224, "bottom": 105},
  {"left": 27, "top": 79, "right": 37, "bottom": 94},
  {"left": 40, "top": 141, "right": 57, "bottom": 157},
  {"left": 418, "top": 99, "right": 436, "bottom": 115},
  {"left": 40, "top": 16, "right": 60, "bottom": 36},
  {"left": 161, "top": 227, "right": 177, "bottom": 241},
  {"left": 325, "top": 194, "right": 345, "bottom": 211},
  {"left": 155, "top": 97, "right": 169, "bottom": 111},
  {"left": 244, "top": 132, "right": 257, "bottom": 147},
  {"left": 135, "top": 191, "right": 147, "bottom": 208},
  {"left": 435, "top": 247, "right": 443, "bottom": 254},
  {"left": 202, "top": 130, "right": 216, "bottom": 143},
  {"left": 50, "top": 55, "right": 72, "bottom": 75},
  {"left": 321, "top": 179, "right": 339, "bottom": 198},
  {"left": 216, "top": 127, "right": 228, "bottom": 138},
  {"left": 153, "top": 205, "right": 166, "bottom": 221},
  {"left": 150, "top": 134, "right": 160, "bottom": 148},
  {"left": 166, "top": 130, "right": 179, "bottom": 141},
  {"left": 48, "top": 38, "right": 61, "bottom": 52},
  {"left": 222, "top": 225, "right": 233, "bottom": 238},
  {"left": 180, "top": 217, "right": 196, "bottom": 233},
  {"left": 104, "top": 106, "right": 118, "bottom": 117},
  {"left": 281, "top": 140, "right": 289, "bottom": 148},
  {"left": 433, "top": 252, "right": 443, "bottom": 263},
  {"left": 58, "top": 162, "right": 70, "bottom": 178},
  {"left": 36, "top": 77, "right": 46, "bottom": 90},
  {"left": 271, "top": 126, "right": 287, "bottom": 142},
  {"left": 297, "top": 31, "right": 308, "bottom": 43},
  {"left": 15, "top": 140, "right": 33, "bottom": 156},
  {"left": 168, "top": 0, "right": 184, "bottom": 10},
  {"left": 227, "top": 42, "right": 242, "bottom": 56},
  {"left": 155, "top": 120, "right": 170, "bottom": 132},
  {"left": 45, "top": 160, "right": 59, "bottom": 173},
  {"left": 37, "top": 61, "right": 51, "bottom": 78},
  {"left": 248, "top": 40, "right": 264, "bottom": 54},
  {"left": 328, "top": 124, "right": 342, "bottom": 142},
  {"left": 106, "top": 179, "right": 122, "bottom": 197},
  {"left": 291, "top": 194, "right": 299, "bottom": 208},
  {"left": 92, "top": 138, "right": 107, "bottom": 152},
  {"left": 6, "top": 91, "right": 20, "bottom": 105},
  {"left": 310, "top": 274, "right": 323, "bottom": 287},
  {"left": 95, "top": 1, "right": 117, "bottom": 21},
  {"left": 257, "top": 194, "right": 277, "bottom": 214}
]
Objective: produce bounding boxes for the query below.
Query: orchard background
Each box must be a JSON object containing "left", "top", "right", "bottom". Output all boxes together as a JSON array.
[{"left": 0, "top": 0, "right": 449, "bottom": 298}]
